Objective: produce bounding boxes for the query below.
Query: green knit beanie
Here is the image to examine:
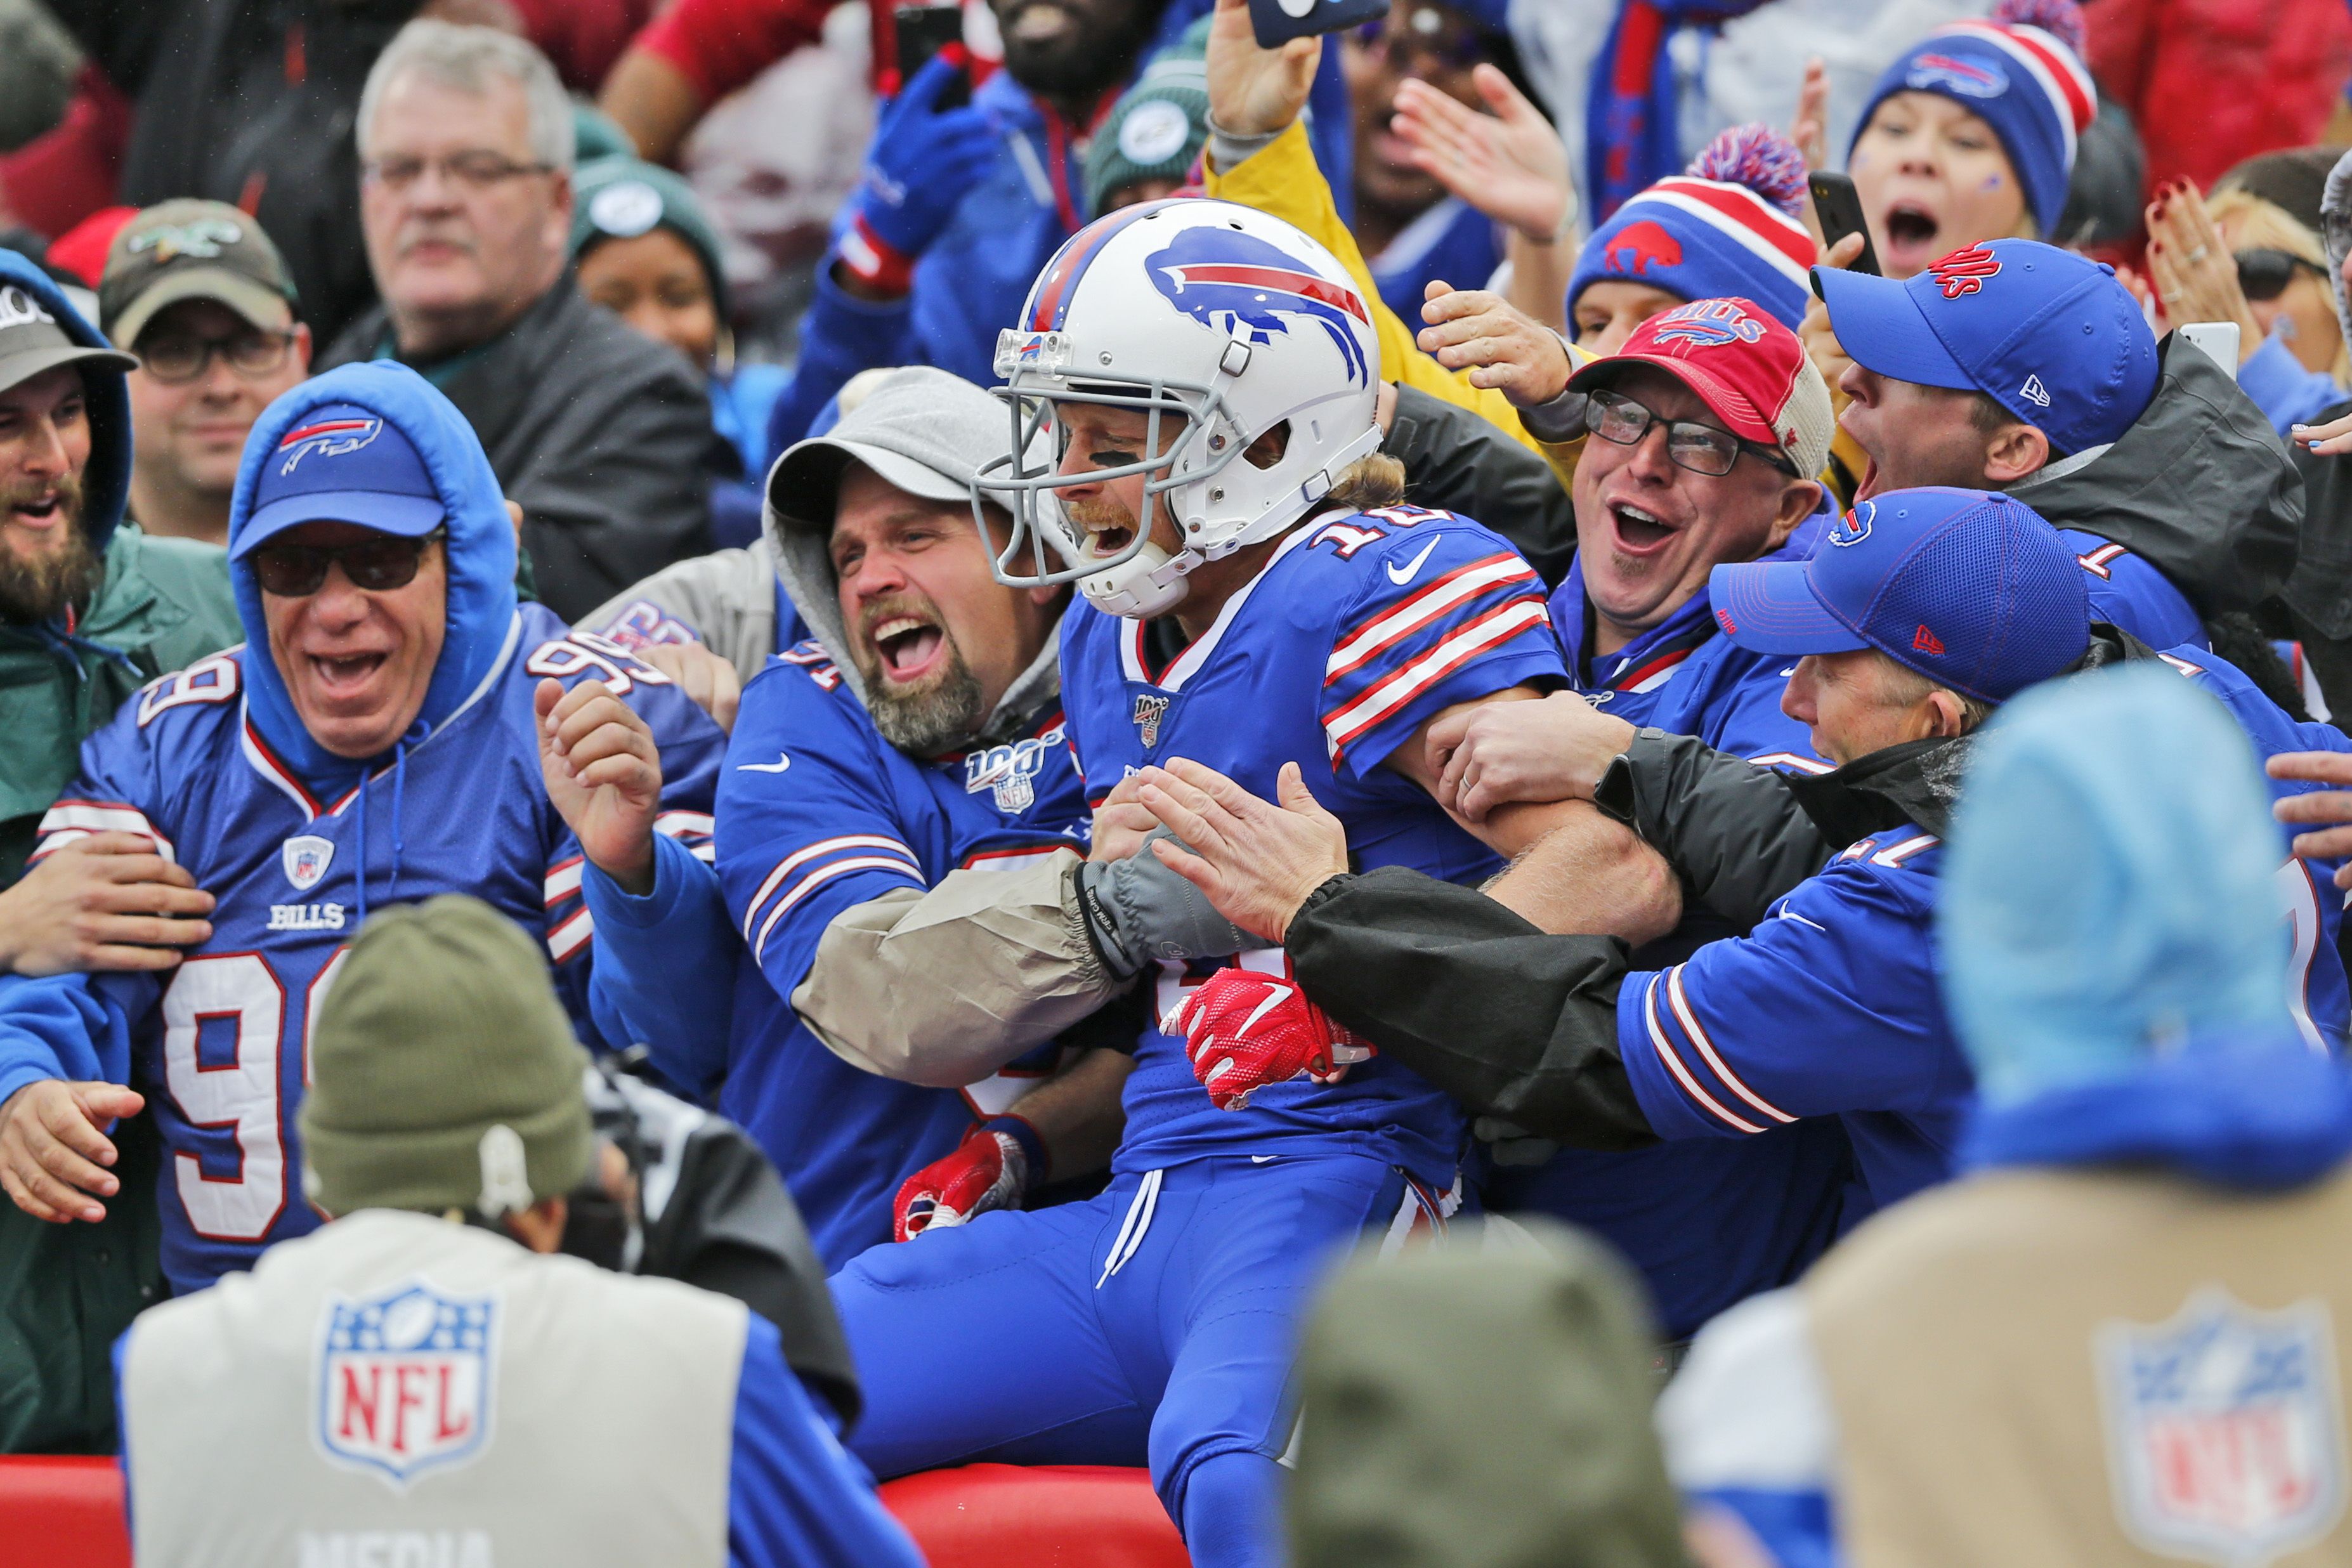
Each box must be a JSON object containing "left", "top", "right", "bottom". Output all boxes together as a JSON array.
[
  {"left": 1083, "top": 56, "right": 1210, "bottom": 219},
  {"left": 301, "top": 895, "right": 592, "bottom": 1220},
  {"left": 569, "top": 154, "right": 731, "bottom": 318}
]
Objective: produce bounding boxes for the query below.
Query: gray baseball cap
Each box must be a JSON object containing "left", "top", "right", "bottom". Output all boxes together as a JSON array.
[
  {"left": 768, "top": 365, "right": 1010, "bottom": 533},
  {"left": 0, "top": 280, "right": 136, "bottom": 397}
]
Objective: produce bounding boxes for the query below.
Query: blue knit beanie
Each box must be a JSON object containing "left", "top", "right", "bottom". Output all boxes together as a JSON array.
[
  {"left": 1568, "top": 125, "right": 1819, "bottom": 329},
  {"left": 1849, "top": 0, "right": 2097, "bottom": 239}
]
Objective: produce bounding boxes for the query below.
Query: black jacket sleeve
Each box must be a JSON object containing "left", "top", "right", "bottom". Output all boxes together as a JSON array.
[
  {"left": 1384, "top": 386, "right": 1578, "bottom": 587},
  {"left": 1286, "top": 866, "right": 1656, "bottom": 1148},
  {"left": 1596, "top": 731, "right": 1835, "bottom": 930}
]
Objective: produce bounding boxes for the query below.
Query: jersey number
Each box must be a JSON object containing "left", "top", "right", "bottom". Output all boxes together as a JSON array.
[{"left": 161, "top": 949, "right": 346, "bottom": 1241}]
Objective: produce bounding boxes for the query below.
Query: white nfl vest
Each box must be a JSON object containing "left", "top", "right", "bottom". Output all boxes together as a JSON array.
[{"left": 120, "top": 1209, "right": 745, "bottom": 1568}]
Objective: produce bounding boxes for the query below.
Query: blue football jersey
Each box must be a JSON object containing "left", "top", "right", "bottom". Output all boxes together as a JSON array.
[
  {"left": 1616, "top": 643, "right": 2351, "bottom": 1213},
  {"left": 18, "top": 606, "right": 726, "bottom": 1291},
  {"left": 1060, "top": 507, "right": 1565, "bottom": 1189},
  {"left": 712, "top": 641, "right": 1092, "bottom": 1267},
  {"left": 2058, "top": 528, "right": 2207, "bottom": 651}
]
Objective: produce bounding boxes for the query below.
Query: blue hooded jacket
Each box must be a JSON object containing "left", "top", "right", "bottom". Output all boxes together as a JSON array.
[
  {"left": 227, "top": 363, "right": 519, "bottom": 800},
  {"left": 1942, "top": 665, "right": 2352, "bottom": 1188}
]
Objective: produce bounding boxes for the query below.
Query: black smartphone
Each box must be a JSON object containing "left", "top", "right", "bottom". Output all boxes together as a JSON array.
[
  {"left": 892, "top": 2, "right": 970, "bottom": 108},
  {"left": 1248, "top": 0, "right": 1390, "bottom": 49},
  {"left": 1808, "top": 171, "right": 1882, "bottom": 278}
]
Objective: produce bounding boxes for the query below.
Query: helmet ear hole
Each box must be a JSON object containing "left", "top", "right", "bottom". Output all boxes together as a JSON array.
[{"left": 1243, "top": 421, "right": 1291, "bottom": 471}]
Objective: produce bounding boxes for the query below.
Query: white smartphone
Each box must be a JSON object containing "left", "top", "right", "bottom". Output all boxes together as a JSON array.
[{"left": 2175, "top": 320, "right": 2242, "bottom": 379}]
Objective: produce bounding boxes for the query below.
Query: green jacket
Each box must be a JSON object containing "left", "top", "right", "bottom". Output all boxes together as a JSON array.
[{"left": 0, "top": 523, "right": 238, "bottom": 1455}]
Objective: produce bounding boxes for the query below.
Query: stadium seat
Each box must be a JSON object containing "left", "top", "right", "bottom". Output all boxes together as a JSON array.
[
  {"left": 0, "top": 1456, "right": 129, "bottom": 1568},
  {"left": 0, "top": 1455, "right": 1189, "bottom": 1567},
  {"left": 879, "top": 1464, "right": 1191, "bottom": 1567}
]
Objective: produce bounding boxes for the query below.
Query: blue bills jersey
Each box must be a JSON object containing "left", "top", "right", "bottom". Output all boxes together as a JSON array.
[
  {"left": 1059, "top": 507, "right": 1566, "bottom": 1189},
  {"left": 2060, "top": 528, "right": 2207, "bottom": 651},
  {"left": 713, "top": 641, "right": 1091, "bottom": 1267},
  {"left": 1616, "top": 644, "right": 2350, "bottom": 1212},
  {"left": 17, "top": 606, "right": 726, "bottom": 1291}
]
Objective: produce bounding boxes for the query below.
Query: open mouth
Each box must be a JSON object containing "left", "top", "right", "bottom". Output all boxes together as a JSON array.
[
  {"left": 7, "top": 493, "right": 64, "bottom": 529},
  {"left": 308, "top": 652, "right": 388, "bottom": 695},
  {"left": 869, "top": 613, "right": 945, "bottom": 682},
  {"left": 1853, "top": 456, "right": 1883, "bottom": 503},
  {"left": 1609, "top": 500, "right": 1678, "bottom": 553},
  {"left": 1006, "top": 0, "right": 1072, "bottom": 42},
  {"left": 1882, "top": 202, "right": 1940, "bottom": 261},
  {"left": 1081, "top": 519, "right": 1138, "bottom": 561}
]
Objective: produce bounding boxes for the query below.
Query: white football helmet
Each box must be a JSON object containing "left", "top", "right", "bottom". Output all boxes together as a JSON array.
[{"left": 972, "top": 199, "right": 1383, "bottom": 618}]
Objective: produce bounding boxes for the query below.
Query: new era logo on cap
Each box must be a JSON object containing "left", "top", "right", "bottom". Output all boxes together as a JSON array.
[{"left": 2018, "top": 374, "right": 2052, "bottom": 407}]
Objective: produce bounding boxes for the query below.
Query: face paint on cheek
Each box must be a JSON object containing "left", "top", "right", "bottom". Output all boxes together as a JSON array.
[
  {"left": 1850, "top": 152, "right": 1868, "bottom": 170},
  {"left": 1981, "top": 174, "right": 2003, "bottom": 190}
]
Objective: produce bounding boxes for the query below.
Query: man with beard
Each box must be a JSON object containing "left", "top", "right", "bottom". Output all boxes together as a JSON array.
[
  {"left": 578, "top": 368, "right": 1139, "bottom": 1266},
  {"left": 764, "top": 0, "right": 1342, "bottom": 450},
  {"left": 318, "top": 20, "right": 714, "bottom": 621},
  {"left": 0, "top": 247, "right": 241, "bottom": 1453}
]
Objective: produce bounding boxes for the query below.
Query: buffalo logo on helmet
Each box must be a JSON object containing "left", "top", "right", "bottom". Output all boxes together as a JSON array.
[
  {"left": 318, "top": 1282, "right": 497, "bottom": 1488},
  {"left": 1928, "top": 244, "right": 2003, "bottom": 300},
  {"left": 278, "top": 416, "right": 385, "bottom": 474},
  {"left": 1649, "top": 299, "right": 1767, "bottom": 350},
  {"left": 1830, "top": 501, "right": 1875, "bottom": 547},
  {"left": 1146, "top": 228, "right": 1371, "bottom": 386},
  {"left": 1906, "top": 52, "right": 2008, "bottom": 98}
]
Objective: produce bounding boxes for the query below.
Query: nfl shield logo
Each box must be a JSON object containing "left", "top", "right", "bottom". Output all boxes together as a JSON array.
[
  {"left": 282, "top": 834, "right": 334, "bottom": 892},
  {"left": 1133, "top": 694, "right": 1170, "bottom": 748},
  {"left": 2098, "top": 1288, "right": 2348, "bottom": 1565},
  {"left": 317, "top": 1281, "right": 498, "bottom": 1489}
]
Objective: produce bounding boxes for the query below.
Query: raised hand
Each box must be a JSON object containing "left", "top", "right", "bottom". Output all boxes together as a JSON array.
[
  {"left": 537, "top": 677, "right": 662, "bottom": 896},
  {"left": 1390, "top": 68, "right": 1572, "bottom": 242},
  {"left": 1134, "top": 759, "right": 1349, "bottom": 943},
  {"left": 1205, "top": 0, "right": 1318, "bottom": 141}
]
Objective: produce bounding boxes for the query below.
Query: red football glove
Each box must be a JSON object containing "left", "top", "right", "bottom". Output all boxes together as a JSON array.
[
  {"left": 893, "top": 1125, "right": 1030, "bottom": 1242},
  {"left": 1165, "top": 967, "right": 1374, "bottom": 1112}
]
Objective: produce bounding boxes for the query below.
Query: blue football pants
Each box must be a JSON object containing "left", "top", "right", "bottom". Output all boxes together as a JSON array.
[{"left": 830, "top": 1153, "right": 1432, "bottom": 1567}]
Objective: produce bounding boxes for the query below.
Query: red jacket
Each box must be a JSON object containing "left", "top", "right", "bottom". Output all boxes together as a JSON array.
[{"left": 2086, "top": 0, "right": 2352, "bottom": 202}]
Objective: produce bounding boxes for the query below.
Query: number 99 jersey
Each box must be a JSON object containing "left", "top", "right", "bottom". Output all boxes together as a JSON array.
[
  {"left": 1058, "top": 508, "right": 1565, "bottom": 1191},
  {"left": 0, "top": 604, "right": 727, "bottom": 1293}
]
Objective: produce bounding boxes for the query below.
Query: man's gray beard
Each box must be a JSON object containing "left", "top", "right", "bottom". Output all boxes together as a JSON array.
[
  {"left": 866, "top": 655, "right": 989, "bottom": 759},
  {"left": 0, "top": 509, "right": 100, "bottom": 625}
]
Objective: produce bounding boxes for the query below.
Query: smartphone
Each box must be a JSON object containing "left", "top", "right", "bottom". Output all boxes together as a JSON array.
[
  {"left": 2174, "top": 320, "right": 2242, "bottom": 377},
  {"left": 1808, "top": 171, "right": 1883, "bottom": 278},
  {"left": 1248, "top": 0, "right": 1389, "bottom": 50},
  {"left": 892, "top": 2, "right": 969, "bottom": 109}
]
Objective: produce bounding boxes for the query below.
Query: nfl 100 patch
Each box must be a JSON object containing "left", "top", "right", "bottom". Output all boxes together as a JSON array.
[
  {"left": 316, "top": 1281, "right": 499, "bottom": 1488},
  {"left": 2097, "top": 1287, "right": 2348, "bottom": 1565}
]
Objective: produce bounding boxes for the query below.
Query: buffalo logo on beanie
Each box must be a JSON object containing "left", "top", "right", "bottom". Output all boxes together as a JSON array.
[
  {"left": 1568, "top": 125, "right": 1819, "bottom": 330},
  {"left": 1852, "top": 0, "right": 2096, "bottom": 238}
]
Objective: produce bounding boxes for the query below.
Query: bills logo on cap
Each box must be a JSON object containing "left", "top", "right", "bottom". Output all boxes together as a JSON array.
[
  {"left": 281, "top": 833, "right": 334, "bottom": 892},
  {"left": 278, "top": 417, "right": 384, "bottom": 474},
  {"left": 1149, "top": 229, "right": 1371, "bottom": 386},
  {"left": 1928, "top": 244, "right": 2003, "bottom": 300},
  {"left": 1650, "top": 299, "right": 1767, "bottom": 349},
  {"left": 318, "top": 1282, "right": 498, "bottom": 1489},
  {"left": 1830, "top": 502, "right": 1874, "bottom": 547},
  {"left": 2097, "top": 1289, "right": 2347, "bottom": 1564},
  {"left": 1907, "top": 52, "right": 2008, "bottom": 98}
]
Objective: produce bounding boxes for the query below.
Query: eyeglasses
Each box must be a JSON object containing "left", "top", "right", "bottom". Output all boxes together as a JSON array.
[
  {"left": 136, "top": 329, "right": 297, "bottom": 386},
  {"left": 250, "top": 528, "right": 445, "bottom": 597},
  {"left": 1353, "top": 7, "right": 1502, "bottom": 72},
  {"left": 361, "top": 150, "right": 554, "bottom": 195},
  {"left": 2235, "top": 247, "right": 2329, "bottom": 303},
  {"left": 1585, "top": 388, "right": 1796, "bottom": 478}
]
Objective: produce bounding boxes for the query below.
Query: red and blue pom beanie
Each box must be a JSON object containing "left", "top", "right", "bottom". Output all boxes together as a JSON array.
[
  {"left": 1850, "top": 0, "right": 2096, "bottom": 239},
  {"left": 1567, "top": 124, "right": 1819, "bottom": 329}
]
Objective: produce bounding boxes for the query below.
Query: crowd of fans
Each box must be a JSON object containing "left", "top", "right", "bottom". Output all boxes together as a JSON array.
[{"left": 5, "top": 0, "right": 2352, "bottom": 1562}]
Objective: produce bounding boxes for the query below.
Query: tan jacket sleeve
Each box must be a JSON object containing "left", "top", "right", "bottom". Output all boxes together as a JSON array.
[
  {"left": 789, "top": 849, "right": 1125, "bottom": 1088},
  {"left": 1202, "top": 121, "right": 1545, "bottom": 455}
]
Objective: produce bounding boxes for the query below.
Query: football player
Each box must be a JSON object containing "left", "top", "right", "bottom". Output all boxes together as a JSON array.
[
  {"left": 821, "top": 200, "right": 1590, "bottom": 1568},
  {"left": 0, "top": 363, "right": 727, "bottom": 1292}
]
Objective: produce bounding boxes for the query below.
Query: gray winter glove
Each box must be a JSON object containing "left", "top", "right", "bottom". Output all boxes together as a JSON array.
[{"left": 1075, "top": 828, "right": 1273, "bottom": 979}]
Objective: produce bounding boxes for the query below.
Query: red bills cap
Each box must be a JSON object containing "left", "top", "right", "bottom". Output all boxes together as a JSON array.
[{"left": 1566, "top": 297, "right": 1834, "bottom": 480}]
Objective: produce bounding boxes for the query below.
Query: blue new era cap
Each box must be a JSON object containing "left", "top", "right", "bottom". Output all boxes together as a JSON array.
[
  {"left": 1813, "top": 239, "right": 2157, "bottom": 457},
  {"left": 1709, "top": 487, "right": 2089, "bottom": 704},
  {"left": 233, "top": 402, "right": 445, "bottom": 559}
]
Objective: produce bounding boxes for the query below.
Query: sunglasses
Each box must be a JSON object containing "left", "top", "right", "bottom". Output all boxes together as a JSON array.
[
  {"left": 249, "top": 528, "right": 445, "bottom": 597},
  {"left": 2236, "top": 247, "right": 2329, "bottom": 303},
  {"left": 1586, "top": 388, "right": 1796, "bottom": 478}
]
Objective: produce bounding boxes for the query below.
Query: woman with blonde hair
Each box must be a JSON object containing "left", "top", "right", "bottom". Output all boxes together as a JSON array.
[{"left": 2146, "top": 180, "right": 2349, "bottom": 435}]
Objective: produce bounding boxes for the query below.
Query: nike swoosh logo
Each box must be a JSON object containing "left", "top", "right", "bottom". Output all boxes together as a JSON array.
[
  {"left": 1250, "top": 1154, "right": 1278, "bottom": 1164},
  {"left": 1385, "top": 538, "right": 1442, "bottom": 586},
  {"left": 1237, "top": 984, "right": 1293, "bottom": 1037},
  {"left": 736, "top": 754, "right": 792, "bottom": 773}
]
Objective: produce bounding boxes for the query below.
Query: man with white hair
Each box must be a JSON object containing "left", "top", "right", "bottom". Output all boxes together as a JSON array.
[{"left": 321, "top": 19, "right": 715, "bottom": 620}]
